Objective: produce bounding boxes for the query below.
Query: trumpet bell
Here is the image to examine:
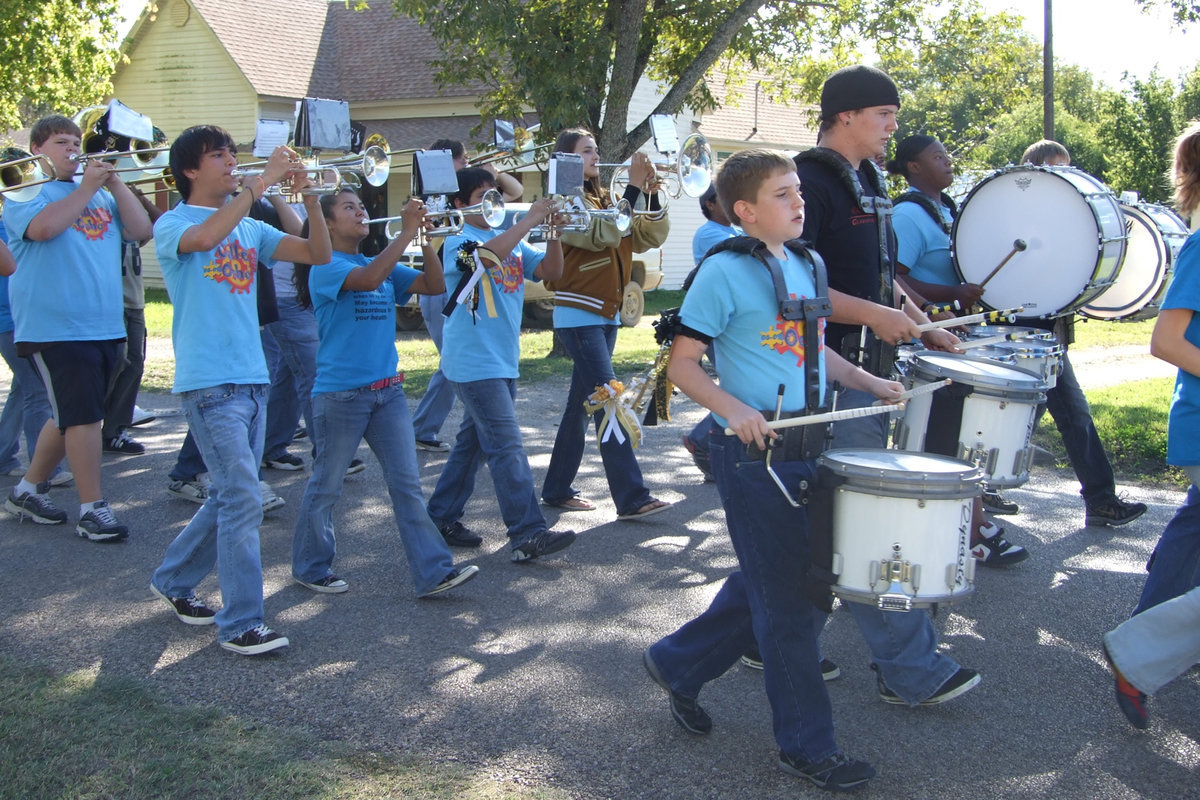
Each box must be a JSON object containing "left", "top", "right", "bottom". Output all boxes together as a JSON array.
[
  {"left": 590, "top": 198, "right": 633, "bottom": 233},
  {"left": 360, "top": 145, "right": 390, "bottom": 188},
  {"left": 0, "top": 148, "right": 56, "bottom": 202},
  {"left": 678, "top": 133, "right": 713, "bottom": 198}
]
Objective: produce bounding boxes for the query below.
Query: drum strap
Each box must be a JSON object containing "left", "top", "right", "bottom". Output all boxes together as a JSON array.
[
  {"left": 702, "top": 236, "right": 832, "bottom": 411},
  {"left": 894, "top": 190, "right": 957, "bottom": 234}
]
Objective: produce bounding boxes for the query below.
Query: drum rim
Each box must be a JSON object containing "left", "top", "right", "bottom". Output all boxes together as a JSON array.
[
  {"left": 1078, "top": 201, "right": 1183, "bottom": 321},
  {"left": 909, "top": 351, "right": 1047, "bottom": 394},
  {"left": 819, "top": 447, "right": 984, "bottom": 494}
]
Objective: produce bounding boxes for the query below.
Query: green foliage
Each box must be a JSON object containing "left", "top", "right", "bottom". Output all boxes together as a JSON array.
[
  {"left": 1098, "top": 73, "right": 1179, "bottom": 202},
  {"left": 968, "top": 99, "right": 1108, "bottom": 176},
  {"left": 0, "top": 0, "right": 122, "bottom": 131},
  {"left": 1140, "top": 0, "right": 1200, "bottom": 23}
]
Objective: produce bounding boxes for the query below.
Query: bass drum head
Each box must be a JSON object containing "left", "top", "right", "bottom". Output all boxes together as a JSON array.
[
  {"left": 1079, "top": 202, "right": 1186, "bottom": 321},
  {"left": 952, "top": 166, "right": 1126, "bottom": 318}
]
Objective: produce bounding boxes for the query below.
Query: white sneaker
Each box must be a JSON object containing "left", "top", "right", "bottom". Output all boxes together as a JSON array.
[
  {"left": 260, "top": 480, "right": 285, "bottom": 514},
  {"left": 48, "top": 470, "right": 74, "bottom": 487},
  {"left": 130, "top": 405, "right": 157, "bottom": 426}
]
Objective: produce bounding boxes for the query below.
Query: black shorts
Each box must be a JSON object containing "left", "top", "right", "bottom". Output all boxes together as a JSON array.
[{"left": 27, "top": 340, "right": 124, "bottom": 430}]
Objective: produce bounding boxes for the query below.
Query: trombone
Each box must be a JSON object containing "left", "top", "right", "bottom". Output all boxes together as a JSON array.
[
  {"left": 0, "top": 149, "right": 58, "bottom": 202},
  {"left": 601, "top": 132, "right": 713, "bottom": 210},
  {"left": 368, "top": 188, "right": 506, "bottom": 240}
]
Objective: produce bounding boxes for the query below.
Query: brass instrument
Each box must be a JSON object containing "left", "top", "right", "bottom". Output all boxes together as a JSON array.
[
  {"left": 506, "top": 196, "right": 632, "bottom": 240},
  {"left": 75, "top": 106, "right": 170, "bottom": 181},
  {"left": 231, "top": 163, "right": 342, "bottom": 203},
  {"left": 383, "top": 188, "right": 505, "bottom": 239},
  {"left": 600, "top": 132, "right": 713, "bottom": 211},
  {"left": 0, "top": 148, "right": 57, "bottom": 202}
]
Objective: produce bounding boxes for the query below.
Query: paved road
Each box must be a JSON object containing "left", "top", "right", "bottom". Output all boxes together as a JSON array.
[{"left": 0, "top": 368, "right": 1194, "bottom": 799}]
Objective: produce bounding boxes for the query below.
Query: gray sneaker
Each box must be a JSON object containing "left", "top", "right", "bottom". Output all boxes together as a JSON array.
[
  {"left": 167, "top": 476, "right": 209, "bottom": 504},
  {"left": 511, "top": 529, "right": 576, "bottom": 562},
  {"left": 76, "top": 501, "right": 128, "bottom": 542},
  {"left": 5, "top": 483, "right": 67, "bottom": 524}
]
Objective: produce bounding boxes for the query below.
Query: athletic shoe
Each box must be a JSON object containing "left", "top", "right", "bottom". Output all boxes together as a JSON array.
[
  {"left": 5, "top": 483, "right": 67, "bottom": 524},
  {"left": 972, "top": 528, "right": 1029, "bottom": 567},
  {"left": 421, "top": 565, "right": 480, "bottom": 597},
  {"left": 130, "top": 405, "right": 156, "bottom": 426},
  {"left": 439, "top": 520, "right": 483, "bottom": 548},
  {"left": 778, "top": 751, "right": 876, "bottom": 792},
  {"left": 263, "top": 452, "right": 304, "bottom": 471},
  {"left": 293, "top": 574, "right": 349, "bottom": 594},
  {"left": 1086, "top": 496, "right": 1148, "bottom": 527},
  {"left": 981, "top": 491, "right": 1019, "bottom": 515},
  {"left": 876, "top": 664, "right": 980, "bottom": 705},
  {"left": 344, "top": 458, "right": 366, "bottom": 476},
  {"left": 643, "top": 648, "right": 712, "bottom": 735},
  {"left": 293, "top": 426, "right": 308, "bottom": 441},
  {"left": 1102, "top": 639, "right": 1149, "bottom": 729},
  {"left": 2, "top": 467, "right": 25, "bottom": 477},
  {"left": 259, "top": 481, "right": 285, "bottom": 514},
  {"left": 739, "top": 651, "right": 841, "bottom": 681},
  {"left": 150, "top": 583, "right": 216, "bottom": 626},
  {"left": 416, "top": 439, "right": 452, "bottom": 452},
  {"left": 220, "top": 624, "right": 289, "bottom": 656},
  {"left": 681, "top": 435, "right": 715, "bottom": 482},
  {"left": 48, "top": 470, "right": 74, "bottom": 487},
  {"left": 167, "top": 475, "right": 210, "bottom": 504},
  {"left": 103, "top": 431, "right": 145, "bottom": 455},
  {"left": 511, "top": 528, "right": 576, "bottom": 562},
  {"left": 76, "top": 501, "right": 129, "bottom": 542}
]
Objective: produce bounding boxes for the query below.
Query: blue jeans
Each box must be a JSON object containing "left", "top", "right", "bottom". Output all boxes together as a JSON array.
[
  {"left": 1133, "top": 483, "right": 1200, "bottom": 615},
  {"left": 824, "top": 386, "right": 960, "bottom": 704},
  {"left": 151, "top": 384, "right": 268, "bottom": 642},
  {"left": 262, "top": 298, "right": 319, "bottom": 460},
  {"left": 168, "top": 429, "right": 207, "bottom": 483},
  {"left": 293, "top": 382, "right": 455, "bottom": 595},
  {"left": 427, "top": 377, "right": 546, "bottom": 546},
  {"left": 543, "top": 325, "right": 652, "bottom": 515},
  {"left": 1043, "top": 351, "right": 1116, "bottom": 506},
  {"left": 0, "top": 330, "right": 54, "bottom": 473},
  {"left": 412, "top": 291, "right": 457, "bottom": 441},
  {"left": 648, "top": 433, "right": 838, "bottom": 763}
]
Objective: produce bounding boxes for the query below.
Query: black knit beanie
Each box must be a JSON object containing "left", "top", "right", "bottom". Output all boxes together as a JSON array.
[{"left": 820, "top": 65, "right": 900, "bottom": 119}]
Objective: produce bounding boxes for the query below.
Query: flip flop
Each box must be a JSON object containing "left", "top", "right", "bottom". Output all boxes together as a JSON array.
[
  {"left": 544, "top": 496, "right": 596, "bottom": 512},
  {"left": 618, "top": 498, "right": 671, "bottom": 520}
]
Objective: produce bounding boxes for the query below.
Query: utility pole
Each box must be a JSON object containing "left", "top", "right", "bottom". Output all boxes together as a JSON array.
[{"left": 1044, "top": 0, "right": 1054, "bottom": 140}]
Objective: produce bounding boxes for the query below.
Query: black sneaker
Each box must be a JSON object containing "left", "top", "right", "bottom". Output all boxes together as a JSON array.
[
  {"left": 511, "top": 528, "right": 576, "bottom": 562},
  {"left": 1086, "top": 496, "right": 1148, "bottom": 527},
  {"left": 344, "top": 458, "right": 366, "bottom": 476},
  {"left": 643, "top": 648, "right": 712, "bottom": 735},
  {"left": 981, "top": 491, "right": 1019, "bottom": 515},
  {"left": 76, "top": 501, "right": 129, "bottom": 542},
  {"left": 263, "top": 452, "right": 305, "bottom": 471},
  {"left": 150, "top": 583, "right": 216, "bottom": 626},
  {"left": 778, "top": 751, "right": 876, "bottom": 791},
  {"left": 416, "top": 439, "right": 452, "bottom": 452},
  {"left": 104, "top": 431, "right": 145, "bottom": 455},
  {"left": 293, "top": 426, "right": 308, "bottom": 441},
  {"left": 293, "top": 574, "right": 349, "bottom": 594},
  {"left": 681, "top": 435, "right": 715, "bottom": 482},
  {"left": 876, "top": 664, "right": 981, "bottom": 705},
  {"left": 971, "top": 528, "right": 1029, "bottom": 567},
  {"left": 220, "top": 624, "right": 289, "bottom": 655},
  {"left": 439, "top": 520, "right": 483, "bottom": 548},
  {"left": 5, "top": 483, "right": 67, "bottom": 524},
  {"left": 420, "top": 565, "right": 480, "bottom": 597},
  {"left": 740, "top": 651, "right": 841, "bottom": 681}
]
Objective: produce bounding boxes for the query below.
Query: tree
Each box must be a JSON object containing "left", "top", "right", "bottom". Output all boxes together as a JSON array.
[
  {"left": 0, "top": 0, "right": 123, "bottom": 133},
  {"left": 1140, "top": 0, "right": 1200, "bottom": 22},
  {"left": 1098, "top": 73, "right": 1179, "bottom": 202},
  {"left": 390, "top": 0, "right": 932, "bottom": 163}
]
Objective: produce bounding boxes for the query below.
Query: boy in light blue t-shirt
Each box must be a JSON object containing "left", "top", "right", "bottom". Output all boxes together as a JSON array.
[{"left": 148, "top": 125, "right": 331, "bottom": 657}]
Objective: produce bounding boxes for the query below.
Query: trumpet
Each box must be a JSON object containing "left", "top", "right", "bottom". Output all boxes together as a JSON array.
[
  {"left": 507, "top": 196, "right": 632, "bottom": 240},
  {"left": 601, "top": 132, "right": 713, "bottom": 210},
  {"left": 368, "top": 188, "right": 506, "bottom": 240},
  {"left": 472, "top": 141, "right": 555, "bottom": 172},
  {"left": 0, "top": 149, "right": 58, "bottom": 202},
  {"left": 231, "top": 163, "right": 342, "bottom": 202},
  {"left": 70, "top": 147, "right": 172, "bottom": 183},
  {"left": 319, "top": 145, "right": 390, "bottom": 188}
]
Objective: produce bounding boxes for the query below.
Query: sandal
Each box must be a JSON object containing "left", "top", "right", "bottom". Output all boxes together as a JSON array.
[
  {"left": 544, "top": 496, "right": 596, "bottom": 512},
  {"left": 618, "top": 498, "right": 671, "bottom": 520}
]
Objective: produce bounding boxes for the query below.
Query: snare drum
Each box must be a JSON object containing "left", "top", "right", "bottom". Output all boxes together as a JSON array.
[
  {"left": 986, "top": 338, "right": 1064, "bottom": 388},
  {"left": 962, "top": 324, "right": 1053, "bottom": 343},
  {"left": 819, "top": 448, "right": 983, "bottom": 610},
  {"left": 953, "top": 166, "right": 1127, "bottom": 318},
  {"left": 1080, "top": 202, "right": 1188, "bottom": 321},
  {"left": 894, "top": 352, "right": 1047, "bottom": 487}
]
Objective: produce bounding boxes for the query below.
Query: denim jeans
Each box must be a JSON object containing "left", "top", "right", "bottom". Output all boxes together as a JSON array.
[
  {"left": 151, "top": 384, "right": 267, "bottom": 642},
  {"left": 0, "top": 329, "right": 54, "bottom": 473},
  {"left": 1133, "top": 481, "right": 1200, "bottom": 615},
  {"left": 412, "top": 291, "right": 457, "bottom": 442},
  {"left": 293, "top": 382, "right": 455, "bottom": 595},
  {"left": 168, "top": 429, "right": 207, "bottom": 483},
  {"left": 543, "top": 324, "right": 652, "bottom": 515},
  {"left": 648, "top": 433, "right": 838, "bottom": 763},
  {"left": 262, "top": 298, "right": 319, "bottom": 460},
  {"left": 427, "top": 377, "right": 546, "bottom": 546},
  {"left": 101, "top": 307, "right": 146, "bottom": 439},
  {"left": 824, "top": 386, "right": 960, "bottom": 704},
  {"left": 1042, "top": 351, "right": 1116, "bottom": 506}
]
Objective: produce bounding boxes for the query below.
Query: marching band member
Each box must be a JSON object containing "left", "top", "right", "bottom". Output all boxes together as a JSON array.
[
  {"left": 540, "top": 128, "right": 670, "bottom": 518},
  {"left": 290, "top": 188, "right": 477, "bottom": 598}
]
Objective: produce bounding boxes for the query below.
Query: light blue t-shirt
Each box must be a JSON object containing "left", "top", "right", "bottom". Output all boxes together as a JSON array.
[
  {"left": 692, "top": 219, "right": 741, "bottom": 266},
  {"left": 681, "top": 247, "right": 827, "bottom": 426},
  {"left": 155, "top": 203, "right": 286, "bottom": 393},
  {"left": 0, "top": 220, "right": 11, "bottom": 334},
  {"left": 893, "top": 191, "right": 957, "bottom": 287},
  {"left": 2, "top": 180, "right": 126, "bottom": 343},
  {"left": 309, "top": 251, "right": 419, "bottom": 393},
  {"left": 441, "top": 224, "right": 544, "bottom": 381},
  {"left": 1160, "top": 231, "right": 1200, "bottom": 466}
]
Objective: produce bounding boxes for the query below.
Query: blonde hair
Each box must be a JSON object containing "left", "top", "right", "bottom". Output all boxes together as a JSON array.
[
  {"left": 1021, "top": 139, "right": 1070, "bottom": 166},
  {"left": 1170, "top": 120, "right": 1200, "bottom": 217},
  {"left": 715, "top": 149, "right": 795, "bottom": 223}
]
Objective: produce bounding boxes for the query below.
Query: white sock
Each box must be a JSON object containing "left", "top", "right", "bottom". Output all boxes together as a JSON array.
[{"left": 16, "top": 478, "right": 40, "bottom": 496}]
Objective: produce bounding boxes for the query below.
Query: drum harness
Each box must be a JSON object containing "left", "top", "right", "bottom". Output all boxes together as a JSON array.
[
  {"left": 893, "top": 189, "right": 957, "bottom": 235},
  {"left": 795, "top": 148, "right": 897, "bottom": 376}
]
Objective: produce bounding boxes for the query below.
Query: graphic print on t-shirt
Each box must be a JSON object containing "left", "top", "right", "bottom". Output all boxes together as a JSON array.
[
  {"left": 760, "top": 297, "right": 824, "bottom": 368},
  {"left": 204, "top": 239, "right": 258, "bottom": 294},
  {"left": 353, "top": 288, "right": 394, "bottom": 323},
  {"left": 490, "top": 252, "right": 524, "bottom": 293},
  {"left": 74, "top": 207, "right": 114, "bottom": 241}
]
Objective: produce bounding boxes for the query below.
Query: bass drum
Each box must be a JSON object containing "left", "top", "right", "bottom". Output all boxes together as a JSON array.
[
  {"left": 1079, "top": 202, "right": 1188, "bottom": 321},
  {"left": 952, "top": 165, "right": 1127, "bottom": 319}
]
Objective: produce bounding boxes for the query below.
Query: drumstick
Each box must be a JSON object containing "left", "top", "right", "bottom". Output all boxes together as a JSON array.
[
  {"left": 978, "top": 239, "right": 1028, "bottom": 288},
  {"left": 925, "top": 300, "right": 962, "bottom": 316},
  {"left": 872, "top": 379, "right": 951, "bottom": 405},
  {"left": 915, "top": 307, "right": 1025, "bottom": 332},
  {"left": 723, "top": 402, "right": 904, "bottom": 435}
]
